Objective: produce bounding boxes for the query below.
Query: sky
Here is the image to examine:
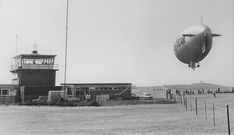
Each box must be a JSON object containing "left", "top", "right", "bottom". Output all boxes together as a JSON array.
[{"left": 0, "top": 0, "right": 233, "bottom": 86}]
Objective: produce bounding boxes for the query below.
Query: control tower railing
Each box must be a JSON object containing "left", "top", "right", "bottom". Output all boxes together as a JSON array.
[{"left": 10, "top": 64, "right": 59, "bottom": 71}]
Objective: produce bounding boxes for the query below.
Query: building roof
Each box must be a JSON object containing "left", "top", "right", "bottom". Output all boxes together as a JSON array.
[
  {"left": 61, "top": 83, "right": 132, "bottom": 86},
  {"left": 14, "top": 54, "right": 57, "bottom": 59}
]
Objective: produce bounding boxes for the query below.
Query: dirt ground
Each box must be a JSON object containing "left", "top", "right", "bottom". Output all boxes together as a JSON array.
[{"left": 0, "top": 93, "right": 233, "bottom": 135}]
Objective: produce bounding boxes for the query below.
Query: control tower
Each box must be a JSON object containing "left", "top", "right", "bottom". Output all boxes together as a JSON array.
[{"left": 10, "top": 49, "right": 59, "bottom": 87}]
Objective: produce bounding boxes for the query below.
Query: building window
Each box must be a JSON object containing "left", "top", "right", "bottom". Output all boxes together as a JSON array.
[
  {"left": 1, "top": 89, "right": 9, "bottom": 96},
  {"left": 118, "top": 87, "right": 126, "bottom": 90},
  {"left": 67, "top": 88, "right": 72, "bottom": 95},
  {"left": 80, "top": 87, "right": 88, "bottom": 91},
  {"left": 75, "top": 91, "right": 80, "bottom": 96}
]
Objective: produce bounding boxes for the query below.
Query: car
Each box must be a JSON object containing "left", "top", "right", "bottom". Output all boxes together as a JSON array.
[
  {"left": 141, "top": 93, "right": 153, "bottom": 100},
  {"left": 131, "top": 93, "right": 140, "bottom": 100}
]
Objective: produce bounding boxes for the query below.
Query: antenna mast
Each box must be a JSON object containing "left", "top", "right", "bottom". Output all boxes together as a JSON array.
[{"left": 15, "top": 35, "right": 18, "bottom": 56}]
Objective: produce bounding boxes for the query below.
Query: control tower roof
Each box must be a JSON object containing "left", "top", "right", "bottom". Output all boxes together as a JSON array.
[
  {"left": 14, "top": 54, "right": 56, "bottom": 59},
  {"left": 14, "top": 50, "right": 56, "bottom": 59}
]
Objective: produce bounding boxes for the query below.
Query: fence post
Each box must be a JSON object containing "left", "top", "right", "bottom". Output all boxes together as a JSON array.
[
  {"left": 195, "top": 98, "right": 198, "bottom": 115},
  {"left": 180, "top": 95, "right": 182, "bottom": 105},
  {"left": 183, "top": 97, "right": 185, "bottom": 106},
  {"left": 190, "top": 100, "right": 192, "bottom": 112},
  {"left": 166, "top": 90, "right": 168, "bottom": 99},
  {"left": 213, "top": 104, "right": 215, "bottom": 126},
  {"left": 227, "top": 105, "right": 231, "bottom": 135},
  {"left": 205, "top": 101, "right": 207, "bottom": 120},
  {"left": 183, "top": 94, "right": 185, "bottom": 105},
  {"left": 185, "top": 98, "right": 187, "bottom": 110}
]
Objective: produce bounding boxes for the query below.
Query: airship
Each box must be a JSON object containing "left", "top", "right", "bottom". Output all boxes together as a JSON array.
[{"left": 174, "top": 25, "right": 221, "bottom": 70}]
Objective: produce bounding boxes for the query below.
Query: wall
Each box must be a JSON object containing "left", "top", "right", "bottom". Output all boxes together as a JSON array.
[{"left": 17, "top": 70, "right": 56, "bottom": 87}]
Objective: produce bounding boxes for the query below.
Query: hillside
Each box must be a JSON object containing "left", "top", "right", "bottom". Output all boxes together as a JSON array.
[{"left": 137, "top": 83, "right": 232, "bottom": 91}]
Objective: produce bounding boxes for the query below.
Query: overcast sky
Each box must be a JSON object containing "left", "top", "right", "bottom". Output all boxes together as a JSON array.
[{"left": 0, "top": 0, "right": 233, "bottom": 86}]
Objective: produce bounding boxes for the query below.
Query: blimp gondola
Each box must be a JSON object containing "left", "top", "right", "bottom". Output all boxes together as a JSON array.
[{"left": 174, "top": 25, "right": 221, "bottom": 70}]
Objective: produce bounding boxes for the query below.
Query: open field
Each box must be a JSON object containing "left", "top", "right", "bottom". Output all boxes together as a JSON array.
[
  {"left": 182, "top": 93, "right": 234, "bottom": 134},
  {"left": 0, "top": 93, "right": 233, "bottom": 135}
]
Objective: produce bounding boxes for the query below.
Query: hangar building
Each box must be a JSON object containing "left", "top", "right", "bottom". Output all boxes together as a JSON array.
[{"left": 62, "top": 83, "right": 132, "bottom": 100}]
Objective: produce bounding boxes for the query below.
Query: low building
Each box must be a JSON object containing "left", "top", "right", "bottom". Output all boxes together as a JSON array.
[
  {"left": 61, "top": 83, "right": 132, "bottom": 100},
  {"left": 0, "top": 84, "right": 18, "bottom": 104}
]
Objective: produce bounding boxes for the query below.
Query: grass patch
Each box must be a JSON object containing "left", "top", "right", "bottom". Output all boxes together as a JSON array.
[
  {"left": 100, "top": 98, "right": 177, "bottom": 106},
  {"left": 23, "top": 98, "right": 176, "bottom": 107}
]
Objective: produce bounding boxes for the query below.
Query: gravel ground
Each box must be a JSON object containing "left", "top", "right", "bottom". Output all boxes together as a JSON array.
[{"left": 0, "top": 93, "right": 233, "bottom": 135}]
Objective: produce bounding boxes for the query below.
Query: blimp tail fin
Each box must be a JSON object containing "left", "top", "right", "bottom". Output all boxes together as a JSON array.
[
  {"left": 182, "top": 34, "right": 196, "bottom": 37},
  {"left": 212, "top": 33, "right": 221, "bottom": 37}
]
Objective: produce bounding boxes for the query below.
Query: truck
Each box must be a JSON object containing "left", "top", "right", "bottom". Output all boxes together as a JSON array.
[{"left": 48, "top": 89, "right": 77, "bottom": 103}]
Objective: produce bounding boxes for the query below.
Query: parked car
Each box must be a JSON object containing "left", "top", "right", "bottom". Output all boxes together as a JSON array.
[
  {"left": 141, "top": 93, "right": 153, "bottom": 100},
  {"left": 131, "top": 93, "right": 140, "bottom": 100}
]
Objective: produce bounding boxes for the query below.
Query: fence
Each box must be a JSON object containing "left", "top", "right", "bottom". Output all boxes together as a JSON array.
[{"left": 177, "top": 94, "right": 233, "bottom": 135}]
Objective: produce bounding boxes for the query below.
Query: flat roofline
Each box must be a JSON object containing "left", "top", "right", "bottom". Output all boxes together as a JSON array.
[
  {"left": 14, "top": 54, "right": 57, "bottom": 59},
  {"left": 0, "top": 84, "right": 18, "bottom": 87},
  {"left": 61, "top": 83, "right": 132, "bottom": 86}
]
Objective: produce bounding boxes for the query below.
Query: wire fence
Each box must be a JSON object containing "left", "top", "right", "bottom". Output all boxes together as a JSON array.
[{"left": 176, "top": 94, "right": 233, "bottom": 135}]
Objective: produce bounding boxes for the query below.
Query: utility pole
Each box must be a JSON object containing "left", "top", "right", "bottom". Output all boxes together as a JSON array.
[{"left": 64, "top": 0, "right": 69, "bottom": 99}]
